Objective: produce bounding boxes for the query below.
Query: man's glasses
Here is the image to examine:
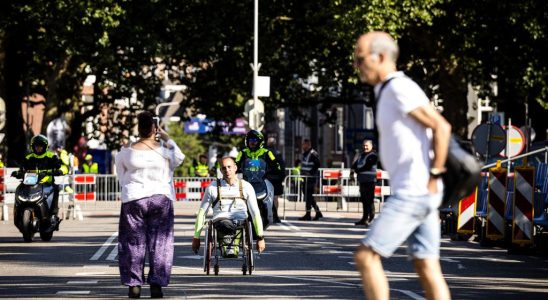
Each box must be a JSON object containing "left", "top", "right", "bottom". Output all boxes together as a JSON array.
[
  {"left": 354, "top": 55, "right": 365, "bottom": 66},
  {"left": 248, "top": 138, "right": 258, "bottom": 142},
  {"left": 353, "top": 52, "right": 378, "bottom": 66}
]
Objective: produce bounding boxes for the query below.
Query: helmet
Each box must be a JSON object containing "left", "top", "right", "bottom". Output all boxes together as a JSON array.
[
  {"left": 31, "top": 135, "right": 49, "bottom": 155},
  {"left": 85, "top": 154, "right": 93, "bottom": 161},
  {"left": 245, "top": 130, "right": 264, "bottom": 150}
]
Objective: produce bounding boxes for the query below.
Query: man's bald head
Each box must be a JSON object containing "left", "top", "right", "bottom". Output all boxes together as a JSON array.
[{"left": 354, "top": 31, "right": 399, "bottom": 85}]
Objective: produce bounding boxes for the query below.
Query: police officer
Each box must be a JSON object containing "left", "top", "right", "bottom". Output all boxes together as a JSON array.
[
  {"left": 15, "top": 135, "right": 65, "bottom": 226},
  {"left": 299, "top": 139, "right": 322, "bottom": 221},
  {"left": 190, "top": 154, "right": 210, "bottom": 177},
  {"left": 351, "top": 139, "right": 378, "bottom": 226},
  {"left": 236, "top": 130, "right": 283, "bottom": 228},
  {"left": 82, "top": 154, "right": 99, "bottom": 174}
]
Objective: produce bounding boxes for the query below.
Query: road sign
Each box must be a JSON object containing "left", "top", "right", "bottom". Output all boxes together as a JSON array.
[
  {"left": 471, "top": 123, "right": 506, "bottom": 157},
  {"left": 499, "top": 126, "right": 525, "bottom": 157},
  {"left": 245, "top": 99, "right": 265, "bottom": 131}
]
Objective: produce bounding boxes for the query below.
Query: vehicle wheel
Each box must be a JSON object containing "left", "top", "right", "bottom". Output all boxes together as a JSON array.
[
  {"left": 22, "top": 208, "right": 34, "bottom": 243},
  {"left": 204, "top": 222, "right": 213, "bottom": 275},
  {"left": 246, "top": 221, "right": 254, "bottom": 275},
  {"left": 40, "top": 231, "right": 53, "bottom": 241}
]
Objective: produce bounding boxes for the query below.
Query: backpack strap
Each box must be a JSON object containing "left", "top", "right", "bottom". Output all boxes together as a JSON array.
[
  {"left": 211, "top": 178, "right": 222, "bottom": 209},
  {"left": 239, "top": 179, "right": 245, "bottom": 202}
]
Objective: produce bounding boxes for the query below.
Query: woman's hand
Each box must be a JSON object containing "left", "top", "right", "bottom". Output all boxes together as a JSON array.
[{"left": 156, "top": 127, "right": 170, "bottom": 142}]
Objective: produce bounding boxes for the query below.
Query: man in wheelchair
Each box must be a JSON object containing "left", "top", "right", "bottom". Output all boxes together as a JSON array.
[{"left": 192, "top": 156, "right": 266, "bottom": 258}]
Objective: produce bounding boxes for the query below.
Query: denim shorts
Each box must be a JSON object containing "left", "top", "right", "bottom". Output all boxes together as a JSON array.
[{"left": 361, "top": 192, "right": 442, "bottom": 260}]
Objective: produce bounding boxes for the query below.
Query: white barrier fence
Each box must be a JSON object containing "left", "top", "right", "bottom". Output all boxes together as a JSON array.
[
  {"left": 282, "top": 168, "right": 391, "bottom": 213},
  {"left": 1, "top": 168, "right": 392, "bottom": 217}
]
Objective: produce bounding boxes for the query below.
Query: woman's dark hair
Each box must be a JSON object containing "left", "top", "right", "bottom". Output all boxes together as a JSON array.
[{"left": 137, "top": 111, "right": 155, "bottom": 138}]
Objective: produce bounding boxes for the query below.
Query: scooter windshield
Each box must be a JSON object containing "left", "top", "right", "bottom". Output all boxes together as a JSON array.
[
  {"left": 243, "top": 159, "right": 266, "bottom": 183},
  {"left": 23, "top": 173, "right": 39, "bottom": 185}
]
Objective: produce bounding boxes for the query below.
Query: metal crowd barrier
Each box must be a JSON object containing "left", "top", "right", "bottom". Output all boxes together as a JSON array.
[{"left": 281, "top": 168, "right": 391, "bottom": 215}]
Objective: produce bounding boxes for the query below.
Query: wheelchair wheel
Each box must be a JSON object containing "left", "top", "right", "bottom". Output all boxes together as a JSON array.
[
  {"left": 245, "top": 220, "right": 254, "bottom": 275},
  {"left": 203, "top": 221, "right": 213, "bottom": 274}
]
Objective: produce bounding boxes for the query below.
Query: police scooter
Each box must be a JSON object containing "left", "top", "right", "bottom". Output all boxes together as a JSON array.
[
  {"left": 12, "top": 170, "right": 61, "bottom": 242},
  {"left": 243, "top": 159, "right": 274, "bottom": 231}
]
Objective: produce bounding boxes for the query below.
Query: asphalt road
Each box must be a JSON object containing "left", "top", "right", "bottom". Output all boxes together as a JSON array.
[{"left": 0, "top": 201, "right": 547, "bottom": 299}]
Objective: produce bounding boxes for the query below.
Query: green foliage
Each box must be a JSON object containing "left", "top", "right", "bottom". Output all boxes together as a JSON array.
[
  {"left": 167, "top": 122, "right": 206, "bottom": 177},
  {"left": 1, "top": 0, "right": 546, "bottom": 162}
]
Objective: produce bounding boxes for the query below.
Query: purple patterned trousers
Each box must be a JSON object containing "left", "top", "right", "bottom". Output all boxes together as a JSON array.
[{"left": 118, "top": 194, "right": 174, "bottom": 287}]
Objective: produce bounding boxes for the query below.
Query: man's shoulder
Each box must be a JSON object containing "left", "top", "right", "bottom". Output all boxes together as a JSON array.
[{"left": 239, "top": 179, "right": 255, "bottom": 191}]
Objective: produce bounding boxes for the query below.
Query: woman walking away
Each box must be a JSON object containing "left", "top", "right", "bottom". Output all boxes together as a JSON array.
[{"left": 115, "top": 111, "right": 185, "bottom": 298}]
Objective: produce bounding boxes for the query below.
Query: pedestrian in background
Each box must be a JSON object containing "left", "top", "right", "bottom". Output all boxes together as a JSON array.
[
  {"left": 82, "top": 154, "right": 99, "bottom": 174},
  {"left": 351, "top": 139, "right": 377, "bottom": 226},
  {"left": 115, "top": 111, "right": 185, "bottom": 298},
  {"left": 298, "top": 139, "right": 322, "bottom": 221},
  {"left": 190, "top": 154, "right": 210, "bottom": 177},
  {"left": 353, "top": 31, "right": 451, "bottom": 300}
]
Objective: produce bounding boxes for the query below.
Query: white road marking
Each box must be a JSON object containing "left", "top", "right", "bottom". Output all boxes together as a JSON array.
[
  {"left": 307, "top": 238, "right": 327, "bottom": 241},
  {"left": 75, "top": 272, "right": 106, "bottom": 276},
  {"left": 67, "top": 280, "right": 98, "bottom": 284},
  {"left": 329, "top": 250, "right": 353, "bottom": 254},
  {"left": 57, "top": 291, "right": 91, "bottom": 295},
  {"left": 178, "top": 255, "right": 203, "bottom": 259},
  {"left": 440, "top": 258, "right": 460, "bottom": 263},
  {"left": 175, "top": 266, "right": 418, "bottom": 297},
  {"left": 90, "top": 232, "right": 118, "bottom": 261},
  {"left": 312, "top": 241, "right": 334, "bottom": 245},
  {"left": 106, "top": 245, "right": 118, "bottom": 261},
  {"left": 83, "top": 265, "right": 110, "bottom": 268},
  {"left": 280, "top": 220, "right": 300, "bottom": 231},
  {"left": 393, "top": 289, "right": 424, "bottom": 300}
]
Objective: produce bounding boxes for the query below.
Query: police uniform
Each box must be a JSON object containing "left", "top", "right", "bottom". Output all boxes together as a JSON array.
[{"left": 352, "top": 150, "right": 378, "bottom": 224}]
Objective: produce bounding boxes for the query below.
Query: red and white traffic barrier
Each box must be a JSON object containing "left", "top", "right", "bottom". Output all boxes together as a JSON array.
[
  {"left": 74, "top": 174, "right": 96, "bottom": 201},
  {"left": 174, "top": 177, "right": 212, "bottom": 201},
  {"left": 486, "top": 167, "right": 507, "bottom": 239},
  {"left": 457, "top": 190, "right": 476, "bottom": 234},
  {"left": 512, "top": 166, "right": 535, "bottom": 245}
]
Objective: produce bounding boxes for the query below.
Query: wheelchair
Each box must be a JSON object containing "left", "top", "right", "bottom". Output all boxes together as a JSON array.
[{"left": 203, "top": 219, "right": 255, "bottom": 275}]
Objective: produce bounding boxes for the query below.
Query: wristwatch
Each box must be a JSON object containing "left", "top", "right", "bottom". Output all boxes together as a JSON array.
[
  {"left": 429, "top": 167, "right": 445, "bottom": 178},
  {"left": 256, "top": 236, "right": 264, "bottom": 241}
]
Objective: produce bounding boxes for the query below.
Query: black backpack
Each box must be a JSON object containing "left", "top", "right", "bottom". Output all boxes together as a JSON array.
[{"left": 441, "top": 136, "right": 483, "bottom": 208}]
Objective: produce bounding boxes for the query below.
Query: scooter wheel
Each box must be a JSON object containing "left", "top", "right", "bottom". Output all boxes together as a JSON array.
[
  {"left": 22, "top": 208, "right": 34, "bottom": 242},
  {"left": 40, "top": 231, "right": 53, "bottom": 241}
]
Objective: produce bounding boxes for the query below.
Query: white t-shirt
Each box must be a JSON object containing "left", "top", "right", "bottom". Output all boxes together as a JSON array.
[
  {"left": 375, "top": 71, "right": 433, "bottom": 196},
  {"left": 115, "top": 139, "right": 185, "bottom": 203}
]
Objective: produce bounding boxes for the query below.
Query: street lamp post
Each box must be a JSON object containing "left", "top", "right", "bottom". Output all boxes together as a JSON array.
[{"left": 252, "top": 0, "right": 259, "bottom": 108}]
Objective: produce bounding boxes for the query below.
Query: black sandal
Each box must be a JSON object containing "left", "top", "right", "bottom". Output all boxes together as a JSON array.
[{"left": 151, "top": 284, "right": 163, "bottom": 298}]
